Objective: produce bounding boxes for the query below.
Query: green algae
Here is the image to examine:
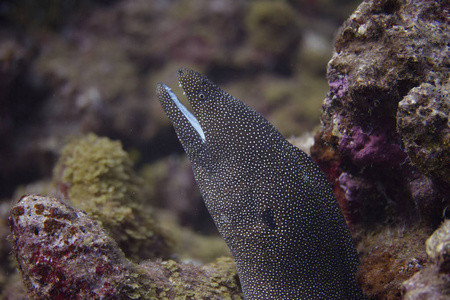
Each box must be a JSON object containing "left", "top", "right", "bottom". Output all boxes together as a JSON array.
[
  {"left": 202, "top": 257, "right": 242, "bottom": 299},
  {"left": 54, "top": 133, "right": 173, "bottom": 261},
  {"left": 156, "top": 257, "right": 242, "bottom": 300}
]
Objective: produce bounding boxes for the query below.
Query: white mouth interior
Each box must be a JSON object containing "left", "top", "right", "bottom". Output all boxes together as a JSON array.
[{"left": 163, "top": 84, "right": 206, "bottom": 143}]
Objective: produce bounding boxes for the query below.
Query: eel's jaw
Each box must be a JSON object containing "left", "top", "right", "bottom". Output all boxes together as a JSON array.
[{"left": 160, "top": 83, "right": 206, "bottom": 143}]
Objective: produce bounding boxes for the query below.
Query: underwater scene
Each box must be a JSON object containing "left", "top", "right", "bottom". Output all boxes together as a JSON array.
[{"left": 0, "top": 0, "right": 449, "bottom": 299}]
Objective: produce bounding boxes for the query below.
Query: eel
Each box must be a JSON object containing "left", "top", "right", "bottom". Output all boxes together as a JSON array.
[{"left": 157, "top": 68, "right": 365, "bottom": 299}]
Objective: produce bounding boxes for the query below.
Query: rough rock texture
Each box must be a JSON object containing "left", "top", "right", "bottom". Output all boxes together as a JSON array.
[
  {"left": 9, "top": 195, "right": 242, "bottom": 300},
  {"left": 397, "top": 83, "right": 450, "bottom": 188},
  {"left": 9, "top": 194, "right": 147, "bottom": 299},
  {"left": 309, "top": 0, "right": 450, "bottom": 299},
  {"left": 402, "top": 220, "right": 450, "bottom": 299},
  {"left": 311, "top": 0, "right": 450, "bottom": 227},
  {"left": 356, "top": 225, "right": 430, "bottom": 299}
]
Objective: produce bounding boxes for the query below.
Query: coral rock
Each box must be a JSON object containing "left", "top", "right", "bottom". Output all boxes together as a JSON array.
[
  {"left": 402, "top": 220, "right": 450, "bottom": 299},
  {"left": 9, "top": 195, "right": 243, "bottom": 299},
  {"left": 338, "top": 126, "right": 406, "bottom": 167},
  {"left": 397, "top": 83, "right": 450, "bottom": 188},
  {"left": 357, "top": 226, "right": 429, "bottom": 299},
  {"left": 425, "top": 220, "right": 450, "bottom": 268},
  {"left": 9, "top": 194, "right": 141, "bottom": 299},
  {"left": 312, "top": 0, "right": 450, "bottom": 225}
]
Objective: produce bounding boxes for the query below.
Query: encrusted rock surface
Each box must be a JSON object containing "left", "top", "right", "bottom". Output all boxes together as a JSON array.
[
  {"left": 312, "top": 0, "right": 450, "bottom": 226},
  {"left": 310, "top": 0, "right": 450, "bottom": 299},
  {"left": 402, "top": 220, "right": 450, "bottom": 299},
  {"left": 9, "top": 195, "right": 242, "bottom": 299},
  {"left": 356, "top": 225, "right": 429, "bottom": 300},
  {"left": 397, "top": 83, "right": 450, "bottom": 188},
  {"left": 9, "top": 194, "right": 143, "bottom": 299}
]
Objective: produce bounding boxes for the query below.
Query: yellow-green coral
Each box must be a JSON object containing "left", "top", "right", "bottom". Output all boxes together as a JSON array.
[
  {"left": 202, "top": 257, "right": 242, "bottom": 299},
  {"left": 54, "top": 133, "right": 172, "bottom": 261},
  {"left": 245, "top": 1, "right": 300, "bottom": 54},
  {"left": 153, "top": 257, "right": 242, "bottom": 299}
]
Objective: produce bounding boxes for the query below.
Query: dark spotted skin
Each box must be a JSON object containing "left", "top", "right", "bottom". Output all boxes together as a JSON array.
[{"left": 157, "top": 68, "right": 365, "bottom": 299}]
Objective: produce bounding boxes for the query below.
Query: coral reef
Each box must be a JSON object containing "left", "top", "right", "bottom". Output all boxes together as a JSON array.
[
  {"left": 53, "top": 133, "right": 172, "bottom": 261},
  {"left": 309, "top": 0, "right": 450, "bottom": 298},
  {"left": 338, "top": 126, "right": 406, "bottom": 168},
  {"left": 5, "top": 0, "right": 449, "bottom": 298},
  {"left": 8, "top": 195, "right": 242, "bottom": 299},
  {"left": 397, "top": 83, "right": 450, "bottom": 188},
  {"left": 312, "top": 0, "right": 450, "bottom": 226},
  {"left": 402, "top": 220, "right": 450, "bottom": 299},
  {"left": 0, "top": 0, "right": 346, "bottom": 202},
  {"left": 9, "top": 194, "right": 147, "bottom": 299}
]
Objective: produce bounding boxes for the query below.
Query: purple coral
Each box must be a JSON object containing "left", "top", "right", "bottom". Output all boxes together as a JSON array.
[
  {"left": 338, "top": 172, "right": 360, "bottom": 202},
  {"left": 338, "top": 126, "right": 406, "bottom": 167},
  {"left": 328, "top": 74, "right": 349, "bottom": 98}
]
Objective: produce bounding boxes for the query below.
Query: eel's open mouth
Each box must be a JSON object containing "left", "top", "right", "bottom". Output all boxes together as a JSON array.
[{"left": 160, "top": 83, "right": 206, "bottom": 143}]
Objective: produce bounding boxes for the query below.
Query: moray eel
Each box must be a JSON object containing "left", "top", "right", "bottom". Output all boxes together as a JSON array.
[{"left": 157, "top": 68, "right": 365, "bottom": 299}]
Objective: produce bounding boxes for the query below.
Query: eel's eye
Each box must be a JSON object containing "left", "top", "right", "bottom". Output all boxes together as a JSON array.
[{"left": 198, "top": 90, "right": 208, "bottom": 101}]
